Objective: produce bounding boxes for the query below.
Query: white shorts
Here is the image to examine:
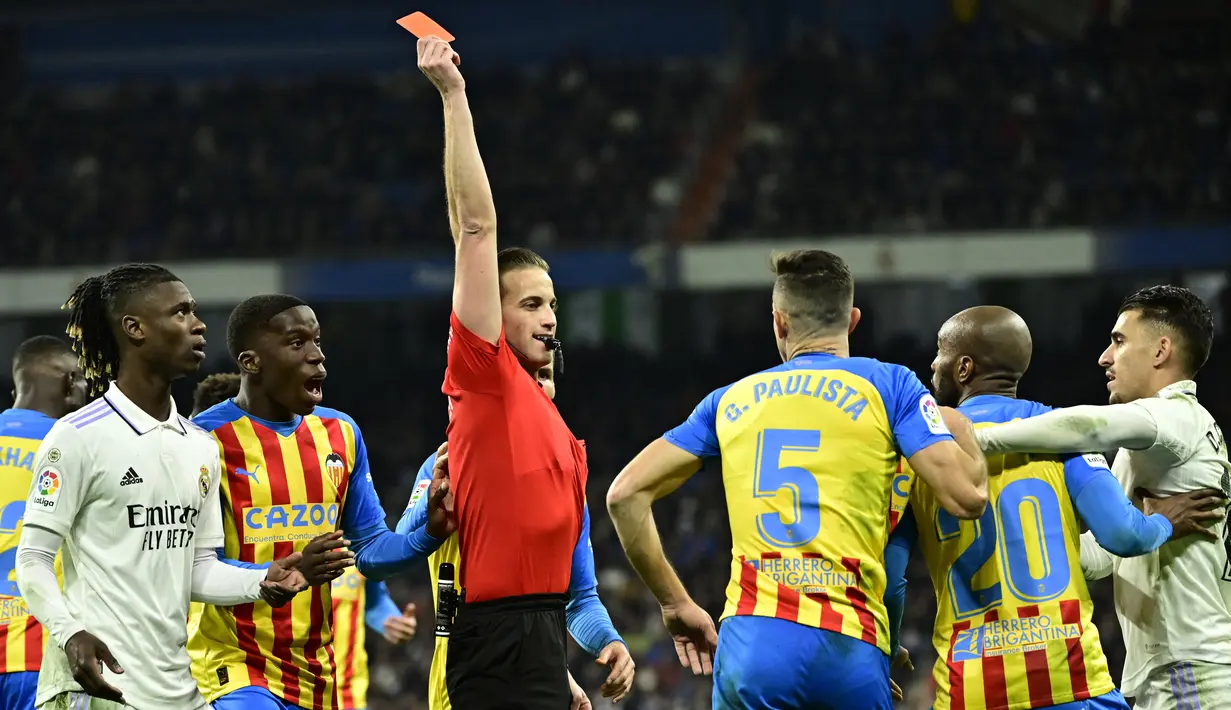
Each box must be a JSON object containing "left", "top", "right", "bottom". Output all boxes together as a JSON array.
[{"left": 1133, "top": 661, "right": 1231, "bottom": 710}]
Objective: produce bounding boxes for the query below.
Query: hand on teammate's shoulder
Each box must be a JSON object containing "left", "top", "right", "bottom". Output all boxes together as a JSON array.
[{"left": 298, "top": 530, "right": 356, "bottom": 587}]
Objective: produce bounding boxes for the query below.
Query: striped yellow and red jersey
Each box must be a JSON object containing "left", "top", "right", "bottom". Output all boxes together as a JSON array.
[
  {"left": 900, "top": 395, "right": 1115, "bottom": 710},
  {"left": 331, "top": 567, "right": 402, "bottom": 710},
  {"left": 662, "top": 354, "right": 954, "bottom": 654},
  {"left": 0, "top": 408, "right": 61, "bottom": 674},
  {"left": 188, "top": 401, "right": 385, "bottom": 710}
]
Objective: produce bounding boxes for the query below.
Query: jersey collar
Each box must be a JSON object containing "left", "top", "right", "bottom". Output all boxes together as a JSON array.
[
  {"left": 1155, "top": 380, "right": 1197, "bottom": 399},
  {"left": 103, "top": 381, "right": 187, "bottom": 436}
]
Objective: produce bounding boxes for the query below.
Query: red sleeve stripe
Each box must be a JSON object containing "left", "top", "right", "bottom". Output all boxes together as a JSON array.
[
  {"left": 979, "top": 609, "right": 1009, "bottom": 709},
  {"left": 840, "top": 557, "right": 878, "bottom": 644},
  {"left": 251, "top": 424, "right": 303, "bottom": 707},
  {"left": 947, "top": 619, "right": 972, "bottom": 710},
  {"left": 212, "top": 423, "right": 267, "bottom": 688},
  {"left": 296, "top": 423, "right": 331, "bottom": 710},
  {"left": 1060, "top": 599, "right": 1091, "bottom": 700},
  {"left": 1016, "top": 605, "right": 1055, "bottom": 707}
]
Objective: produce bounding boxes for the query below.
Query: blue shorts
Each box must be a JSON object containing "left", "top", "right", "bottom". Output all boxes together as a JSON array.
[
  {"left": 0, "top": 672, "right": 38, "bottom": 710},
  {"left": 1045, "top": 690, "right": 1129, "bottom": 710},
  {"left": 713, "top": 616, "right": 891, "bottom": 710},
  {"left": 211, "top": 686, "right": 300, "bottom": 710}
]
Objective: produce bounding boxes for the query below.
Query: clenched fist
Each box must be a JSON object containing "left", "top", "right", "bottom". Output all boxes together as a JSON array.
[{"left": 417, "top": 36, "right": 464, "bottom": 96}]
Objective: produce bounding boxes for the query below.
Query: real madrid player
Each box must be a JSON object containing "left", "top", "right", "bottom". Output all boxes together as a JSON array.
[
  {"left": 14, "top": 264, "right": 307, "bottom": 710},
  {"left": 190, "top": 294, "right": 453, "bottom": 710}
]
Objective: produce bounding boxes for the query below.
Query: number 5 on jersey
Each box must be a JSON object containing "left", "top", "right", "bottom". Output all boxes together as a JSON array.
[{"left": 753, "top": 429, "right": 822, "bottom": 548}]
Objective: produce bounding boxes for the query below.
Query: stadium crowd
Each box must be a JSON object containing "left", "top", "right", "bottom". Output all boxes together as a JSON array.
[{"left": 3, "top": 7, "right": 1231, "bottom": 710}]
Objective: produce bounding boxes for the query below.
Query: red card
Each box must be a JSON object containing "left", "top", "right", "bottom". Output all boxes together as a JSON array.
[{"left": 396, "top": 11, "right": 455, "bottom": 42}]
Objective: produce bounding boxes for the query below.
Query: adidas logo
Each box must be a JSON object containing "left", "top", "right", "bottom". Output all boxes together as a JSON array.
[{"left": 120, "top": 467, "right": 144, "bottom": 486}]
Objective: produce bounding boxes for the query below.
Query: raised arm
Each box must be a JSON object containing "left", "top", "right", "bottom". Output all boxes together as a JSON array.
[
  {"left": 418, "top": 36, "right": 501, "bottom": 344},
  {"left": 976, "top": 403, "right": 1159, "bottom": 455}
]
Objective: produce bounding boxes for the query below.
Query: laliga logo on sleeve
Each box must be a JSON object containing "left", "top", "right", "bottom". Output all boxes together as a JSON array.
[
  {"left": 32, "top": 467, "right": 62, "bottom": 512},
  {"left": 920, "top": 395, "right": 949, "bottom": 436}
]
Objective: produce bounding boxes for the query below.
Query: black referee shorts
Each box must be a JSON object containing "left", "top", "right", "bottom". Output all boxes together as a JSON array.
[{"left": 445, "top": 592, "right": 571, "bottom": 710}]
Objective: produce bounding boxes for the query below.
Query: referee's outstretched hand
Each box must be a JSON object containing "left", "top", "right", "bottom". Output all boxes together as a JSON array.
[
  {"left": 427, "top": 442, "right": 458, "bottom": 539},
  {"left": 299, "top": 531, "right": 355, "bottom": 586},
  {"left": 65, "top": 630, "right": 124, "bottom": 703},
  {"left": 661, "top": 599, "right": 718, "bottom": 676}
]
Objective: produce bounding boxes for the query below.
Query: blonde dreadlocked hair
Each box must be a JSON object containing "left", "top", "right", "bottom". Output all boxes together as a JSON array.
[{"left": 63, "top": 263, "right": 181, "bottom": 396}]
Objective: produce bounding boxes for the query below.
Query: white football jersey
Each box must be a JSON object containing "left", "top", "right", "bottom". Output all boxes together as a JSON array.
[
  {"left": 23, "top": 383, "right": 223, "bottom": 710},
  {"left": 1090, "top": 380, "right": 1231, "bottom": 697}
]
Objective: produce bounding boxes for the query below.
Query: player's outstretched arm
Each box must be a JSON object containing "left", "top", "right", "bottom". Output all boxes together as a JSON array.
[
  {"left": 976, "top": 403, "right": 1159, "bottom": 455},
  {"left": 418, "top": 35, "right": 501, "bottom": 345},
  {"left": 566, "top": 506, "right": 634, "bottom": 703},
  {"left": 1066, "top": 453, "right": 1224, "bottom": 557},
  {"left": 907, "top": 408, "right": 989, "bottom": 519}
]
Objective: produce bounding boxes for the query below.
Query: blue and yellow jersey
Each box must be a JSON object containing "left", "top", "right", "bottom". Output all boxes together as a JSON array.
[
  {"left": 665, "top": 352, "right": 952, "bottom": 654},
  {"left": 900, "top": 395, "right": 1115, "bottom": 710},
  {"left": 0, "top": 408, "right": 61, "bottom": 674}
]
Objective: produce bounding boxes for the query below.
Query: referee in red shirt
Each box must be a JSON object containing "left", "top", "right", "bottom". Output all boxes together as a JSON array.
[{"left": 418, "top": 37, "right": 588, "bottom": 709}]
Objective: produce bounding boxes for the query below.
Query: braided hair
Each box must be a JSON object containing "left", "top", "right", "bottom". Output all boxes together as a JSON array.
[{"left": 63, "top": 263, "right": 180, "bottom": 395}]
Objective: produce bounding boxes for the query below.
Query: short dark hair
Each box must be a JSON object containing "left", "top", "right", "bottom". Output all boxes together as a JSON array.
[
  {"left": 770, "top": 249, "right": 854, "bottom": 335},
  {"left": 64, "top": 263, "right": 180, "bottom": 395},
  {"left": 192, "top": 373, "right": 241, "bottom": 415},
  {"left": 226, "top": 294, "right": 308, "bottom": 361},
  {"left": 12, "top": 336, "right": 74, "bottom": 379},
  {"left": 497, "top": 247, "right": 549, "bottom": 295},
  {"left": 1118, "top": 285, "right": 1214, "bottom": 375}
]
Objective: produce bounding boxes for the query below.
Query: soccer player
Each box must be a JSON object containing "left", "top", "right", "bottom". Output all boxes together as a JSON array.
[
  {"left": 330, "top": 567, "right": 418, "bottom": 710},
  {"left": 397, "top": 361, "right": 635, "bottom": 710},
  {"left": 191, "top": 372, "right": 241, "bottom": 418},
  {"left": 606, "top": 249, "right": 989, "bottom": 710},
  {"left": 189, "top": 293, "right": 452, "bottom": 710},
  {"left": 13, "top": 264, "right": 306, "bottom": 710},
  {"left": 885, "top": 305, "right": 1223, "bottom": 710},
  {"left": 974, "top": 286, "right": 1231, "bottom": 708},
  {"left": 0, "top": 336, "right": 88, "bottom": 710},
  {"left": 417, "top": 36, "right": 590, "bottom": 708}
]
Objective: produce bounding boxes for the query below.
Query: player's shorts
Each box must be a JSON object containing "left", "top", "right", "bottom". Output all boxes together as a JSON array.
[
  {"left": 1133, "top": 661, "right": 1231, "bottom": 710},
  {"left": 1022, "top": 690, "right": 1129, "bottom": 710},
  {"left": 0, "top": 671, "right": 38, "bottom": 710},
  {"left": 210, "top": 686, "right": 302, "bottom": 710},
  {"left": 38, "top": 691, "right": 209, "bottom": 710},
  {"left": 712, "top": 615, "right": 892, "bottom": 710},
  {"left": 445, "top": 593, "right": 570, "bottom": 710}
]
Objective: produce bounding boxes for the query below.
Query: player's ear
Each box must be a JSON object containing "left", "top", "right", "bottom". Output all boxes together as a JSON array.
[
  {"left": 237, "top": 350, "right": 260, "bottom": 375},
  {"left": 121, "top": 314, "right": 144, "bottom": 343},
  {"left": 61, "top": 371, "right": 74, "bottom": 399},
  {"left": 1153, "top": 335, "right": 1172, "bottom": 368},
  {"left": 847, "top": 307, "right": 861, "bottom": 335},
  {"left": 956, "top": 355, "right": 974, "bottom": 385},
  {"left": 771, "top": 309, "right": 789, "bottom": 340}
]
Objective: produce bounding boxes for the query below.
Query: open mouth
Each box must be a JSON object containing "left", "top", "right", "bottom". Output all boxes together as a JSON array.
[
  {"left": 532, "top": 334, "right": 560, "bottom": 350},
  {"left": 190, "top": 341, "right": 207, "bottom": 360},
  {"left": 304, "top": 374, "right": 326, "bottom": 403}
]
